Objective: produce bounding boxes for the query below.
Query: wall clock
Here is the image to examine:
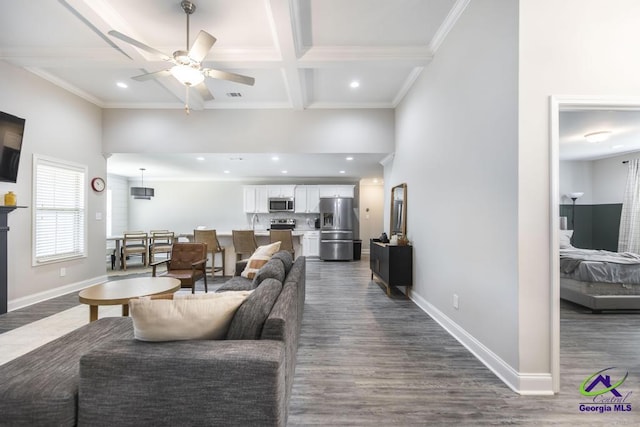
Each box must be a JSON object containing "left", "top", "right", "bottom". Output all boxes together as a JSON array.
[{"left": 91, "top": 177, "right": 106, "bottom": 192}]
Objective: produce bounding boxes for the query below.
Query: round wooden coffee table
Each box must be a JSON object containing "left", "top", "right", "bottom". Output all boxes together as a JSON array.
[{"left": 79, "top": 277, "right": 181, "bottom": 322}]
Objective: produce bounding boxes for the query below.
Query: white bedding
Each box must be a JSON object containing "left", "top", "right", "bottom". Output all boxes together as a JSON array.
[{"left": 560, "top": 247, "right": 640, "bottom": 285}]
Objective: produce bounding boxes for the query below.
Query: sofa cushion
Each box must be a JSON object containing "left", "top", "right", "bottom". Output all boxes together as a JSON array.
[
  {"left": 271, "top": 250, "right": 293, "bottom": 274},
  {"left": 241, "top": 241, "right": 281, "bottom": 279},
  {"left": 215, "top": 275, "right": 253, "bottom": 292},
  {"left": 130, "top": 291, "right": 252, "bottom": 341},
  {"left": 252, "top": 257, "right": 286, "bottom": 288},
  {"left": 226, "top": 278, "right": 283, "bottom": 340},
  {"left": 0, "top": 317, "right": 133, "bottom": 427}
]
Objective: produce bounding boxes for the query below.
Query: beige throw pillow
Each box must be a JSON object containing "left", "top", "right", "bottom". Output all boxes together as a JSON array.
[
  {"left": 130, "top": 291, "right": 252, "bottom": 342},
  {"left": 241, "top": 241, "right": 282, "bottom": 279}
]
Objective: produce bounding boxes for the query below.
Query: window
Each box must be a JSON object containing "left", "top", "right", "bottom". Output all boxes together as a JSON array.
[{"left": 33, "top": 155, "right": 87, "bottom": 264}]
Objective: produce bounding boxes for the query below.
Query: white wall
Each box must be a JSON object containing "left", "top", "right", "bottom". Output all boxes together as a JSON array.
[
  {"left": 0, "top": 60, "right": 106, "bottom": 308},
  {"left": 102, "top": 109, "right": 395, "bottom": 154},
  {"left": 519, "top": 0, "right": 640, "bottom": 388},
  {"left": 559, "top": 161, "right": 593, "bottom": 204},
  {"left": 120, "top": 179, "right": 360, "bottom": 234},
  {"left": 592, "top": 154, "right": 636, "bottom": 204},
  {"left": 560, "top": 153, "right": 637, "bottom": 205},
  {"left": 358, "top": 182, "right": 385, "bottom": 251},
  {"left": 393, "top": 0, "right": 520, "bottom": 380}
]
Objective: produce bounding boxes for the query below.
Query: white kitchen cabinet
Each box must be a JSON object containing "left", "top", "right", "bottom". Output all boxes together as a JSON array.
[
  {"left": 302, "top": 231, "right": 320, "bottom": 257},
  {"left": 267, "top": 185, "right": 295, "bottom": 198},
  {"left": 243, "top": 185, "right": 268, "bottom": 213},
  {"left": 319, "top": 185, "right": 354, "bottom": 198},
  {"left": 294, "top": 185, "right": 320, "bottom": 213}
]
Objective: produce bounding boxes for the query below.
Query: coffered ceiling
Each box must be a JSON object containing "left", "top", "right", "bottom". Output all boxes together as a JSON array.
[
  {"left": 0, "top": 0, "right": 463, "bottom": 110},
  {"left": 1, "top": 0, "right": 470, "bottom": 180}
]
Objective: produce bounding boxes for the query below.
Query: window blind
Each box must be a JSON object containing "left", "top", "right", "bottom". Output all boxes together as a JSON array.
[{"left": 34, "top": 156, "right": 87, "bottom": 263}]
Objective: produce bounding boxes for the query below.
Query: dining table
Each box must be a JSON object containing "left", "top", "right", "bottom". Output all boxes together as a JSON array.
[{"left": 107, "top": 229, "right": 307, "bottom": 272}]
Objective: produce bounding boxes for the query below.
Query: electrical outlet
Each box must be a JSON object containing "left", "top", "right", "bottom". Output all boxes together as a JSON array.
[
  {"left": 453, "top": 293, "right": 459, "bottom": 310},
  {"left": 60, "top": 267, "right": 66, "bottom": 277}
]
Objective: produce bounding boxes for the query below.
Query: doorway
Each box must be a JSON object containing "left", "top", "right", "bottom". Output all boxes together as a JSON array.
[{"left": 550, "top": 96, "right": 640, "bottom": 392}]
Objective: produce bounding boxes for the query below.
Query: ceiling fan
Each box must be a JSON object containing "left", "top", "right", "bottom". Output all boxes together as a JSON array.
[{"left": 108, "top": 0, "right": 255, "bottom": 110}]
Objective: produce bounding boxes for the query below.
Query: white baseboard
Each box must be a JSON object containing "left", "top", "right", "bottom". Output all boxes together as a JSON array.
[
  {"left": 410, "top": 291, "right": 553, "bottom": 395},
  {"left": 8, "top": 275, "right": 108, "bottom": 312}
]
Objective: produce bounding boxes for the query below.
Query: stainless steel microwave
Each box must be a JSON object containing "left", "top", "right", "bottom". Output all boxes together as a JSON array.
[{"left": 269, "top": 197, "right": 294, "bottom": 212}]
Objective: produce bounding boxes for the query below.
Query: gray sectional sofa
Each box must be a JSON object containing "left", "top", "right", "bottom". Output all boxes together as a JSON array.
[{"left": 0, "top": 251, "right": 305, "bottom": 427}]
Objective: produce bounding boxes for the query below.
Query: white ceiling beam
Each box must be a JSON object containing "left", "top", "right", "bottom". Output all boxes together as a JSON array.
[
  {"left": 54, "top": 0, "right": 189, "bottom": 105},
  {"left": 267, "top": 0, "right": 306, "bottom": 110}
]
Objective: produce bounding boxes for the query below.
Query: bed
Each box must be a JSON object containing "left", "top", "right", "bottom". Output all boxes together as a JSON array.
[{"left": 559, "top": 230, "right": 640, "bottom": 312}]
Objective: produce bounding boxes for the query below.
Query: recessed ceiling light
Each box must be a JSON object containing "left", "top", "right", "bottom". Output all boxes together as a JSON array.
[
  {"left": 373, "top": 178, "right": 378, "bottom": 183},
  {"left": 116, "top": 82, "right": 128, "bottom": 89},
  {"left": 584, "top": 131, "right": 612, "bottom": 143},
  {"left": 272, "top": 156, "right": 279, "bottom": 161},
  {"left": 339, "top": 170, "right": 346, "bottom": 174},
  {"left": 224, "top": 170, "right": 230, "bottom": 174},
  {"left": 346, "top": 156, "right": 354, "bottom": 161},
  {"left": 281, "top": 170, "right": 288, "bottom": 174},
  {"left": 196, "top": 156, "right": 205, "bottom": 161},
  {"left": 349, "top": 81, "right": 360, "bottom": 89}
]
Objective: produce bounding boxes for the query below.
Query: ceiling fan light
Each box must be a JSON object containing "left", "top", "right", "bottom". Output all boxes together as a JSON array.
[{"left": 170, "top": 64, "right": 204, "bottom": 86}]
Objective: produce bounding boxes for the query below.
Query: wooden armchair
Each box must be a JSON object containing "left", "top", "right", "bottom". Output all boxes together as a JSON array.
[
  {"left": 151, "top": 243, "right": 208, "bottom": 293},
  {"left": 121, "top": 231, "right": 148, "bottom": 270},
  {"left": 194, "top": 229, "right": 226, "bottom": 277},
  {"left": 149, "top": 231, "right": 175, "bottom": 263},
  {"left": 269, "top": 229, "right": 295, "bottom": 258},
  {"left": 232, "top": 230, "right": 258, "bottom": 262}
]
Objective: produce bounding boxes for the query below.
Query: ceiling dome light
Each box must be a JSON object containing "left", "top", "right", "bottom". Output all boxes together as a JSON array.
[
  {"left": 116, "top": 81, "right": 128, "bottom": 89},
  {"left": 349, "top": 81, "right": 360, "bottom": 89},
  {"left": 584, "top": 131, "right": 612, "bottom": 143},
  {"left": 170, "top": 64, "right": 204, "bottom": 86}
]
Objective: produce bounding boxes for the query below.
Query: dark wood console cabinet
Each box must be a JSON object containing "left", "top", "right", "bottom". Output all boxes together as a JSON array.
[{"left": 370, "top": 239, "right": 413, "bottom": 297}]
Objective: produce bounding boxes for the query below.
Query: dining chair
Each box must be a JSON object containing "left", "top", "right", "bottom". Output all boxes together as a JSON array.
[
  {"left": 121, "top": 231, "right": 148, "bottom": 270},
  {"left": 193, "top": 229, "right": 226, "bottom": 277},
  {"left": 151, "top": 242, "right": 208, "bottom": 293},
  {"left": 232, "top": 230, "right": 258, "bottom": 262},
  {"left": 269, "top": 229, "right": 295, "bottom": 258},
  {"left": 149, "top": 231, "right": 175, "bottom": 263}
]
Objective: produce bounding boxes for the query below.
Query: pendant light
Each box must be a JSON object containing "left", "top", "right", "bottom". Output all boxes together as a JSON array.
[{"left": 130, "top": 168, "right": 154, "bottom": 199}]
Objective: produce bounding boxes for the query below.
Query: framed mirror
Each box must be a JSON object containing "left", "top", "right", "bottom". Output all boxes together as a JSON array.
[{"left": 390, "top": 183, "right": 407, "bottom": 237}]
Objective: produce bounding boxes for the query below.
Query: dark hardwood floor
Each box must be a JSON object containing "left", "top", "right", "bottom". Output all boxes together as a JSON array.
[
  {"left": 287, "top": 258, "right": 640, "bottom": 426},
  {"left": 1, "top": 256, "right": 639, "bottom": 425}
]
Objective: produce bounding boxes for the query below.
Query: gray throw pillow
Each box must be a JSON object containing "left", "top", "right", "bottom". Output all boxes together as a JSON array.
[
  {"left": 252, "top": 258, "right": 285, "bottom": 288},
  {"left": 226, "top": 278, "right": 283, "bottom": 340},
  {"left": 271, "top": 251, "right": 293, "bottom": 274}
]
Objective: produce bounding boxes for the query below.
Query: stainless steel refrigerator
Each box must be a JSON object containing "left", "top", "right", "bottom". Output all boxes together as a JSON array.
[{"left": 319, "top": 197, "right": 354, "bottom": 261}]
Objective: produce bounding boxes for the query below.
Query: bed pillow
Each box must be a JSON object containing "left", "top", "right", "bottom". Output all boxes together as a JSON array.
[
  {"left": 129, "top": 291, "right": 252, "bottom": 341},
  {"left": 241, "top": 241, "right": 281, "bottom": 279},
  {"left": 559, "top": 230, "right": 574, "bottom": 249}
]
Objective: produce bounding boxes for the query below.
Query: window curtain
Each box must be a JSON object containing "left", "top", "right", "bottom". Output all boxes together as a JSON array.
[{"left": 618, "top": 158, "right": 640, "bottom": 254}]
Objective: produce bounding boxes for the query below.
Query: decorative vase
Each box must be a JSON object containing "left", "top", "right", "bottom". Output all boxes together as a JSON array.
[{"left": 4, "top": 191, "right": 16, "bottom": 206}]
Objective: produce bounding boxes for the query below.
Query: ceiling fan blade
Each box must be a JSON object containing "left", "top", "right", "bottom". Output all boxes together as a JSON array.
[
  {"left": 189, "top": 30, "right": 216, "bottom": 63},
  {"left": 194, "top": 82, "right": 214, "bottom": 101},
  {"left": 203, "top": 68, "right": 255, "bottom": 86},
  {"left": 131, "top": 69, "right": 172, "bottom": 81},
  {"left": 108, "top": 30, "right": 172, "bottom": 62}
]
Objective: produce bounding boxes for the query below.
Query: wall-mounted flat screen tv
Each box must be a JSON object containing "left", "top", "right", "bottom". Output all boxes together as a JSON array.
[{"left": 0, "top": 111, "right": 26, "bottom": 183}]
